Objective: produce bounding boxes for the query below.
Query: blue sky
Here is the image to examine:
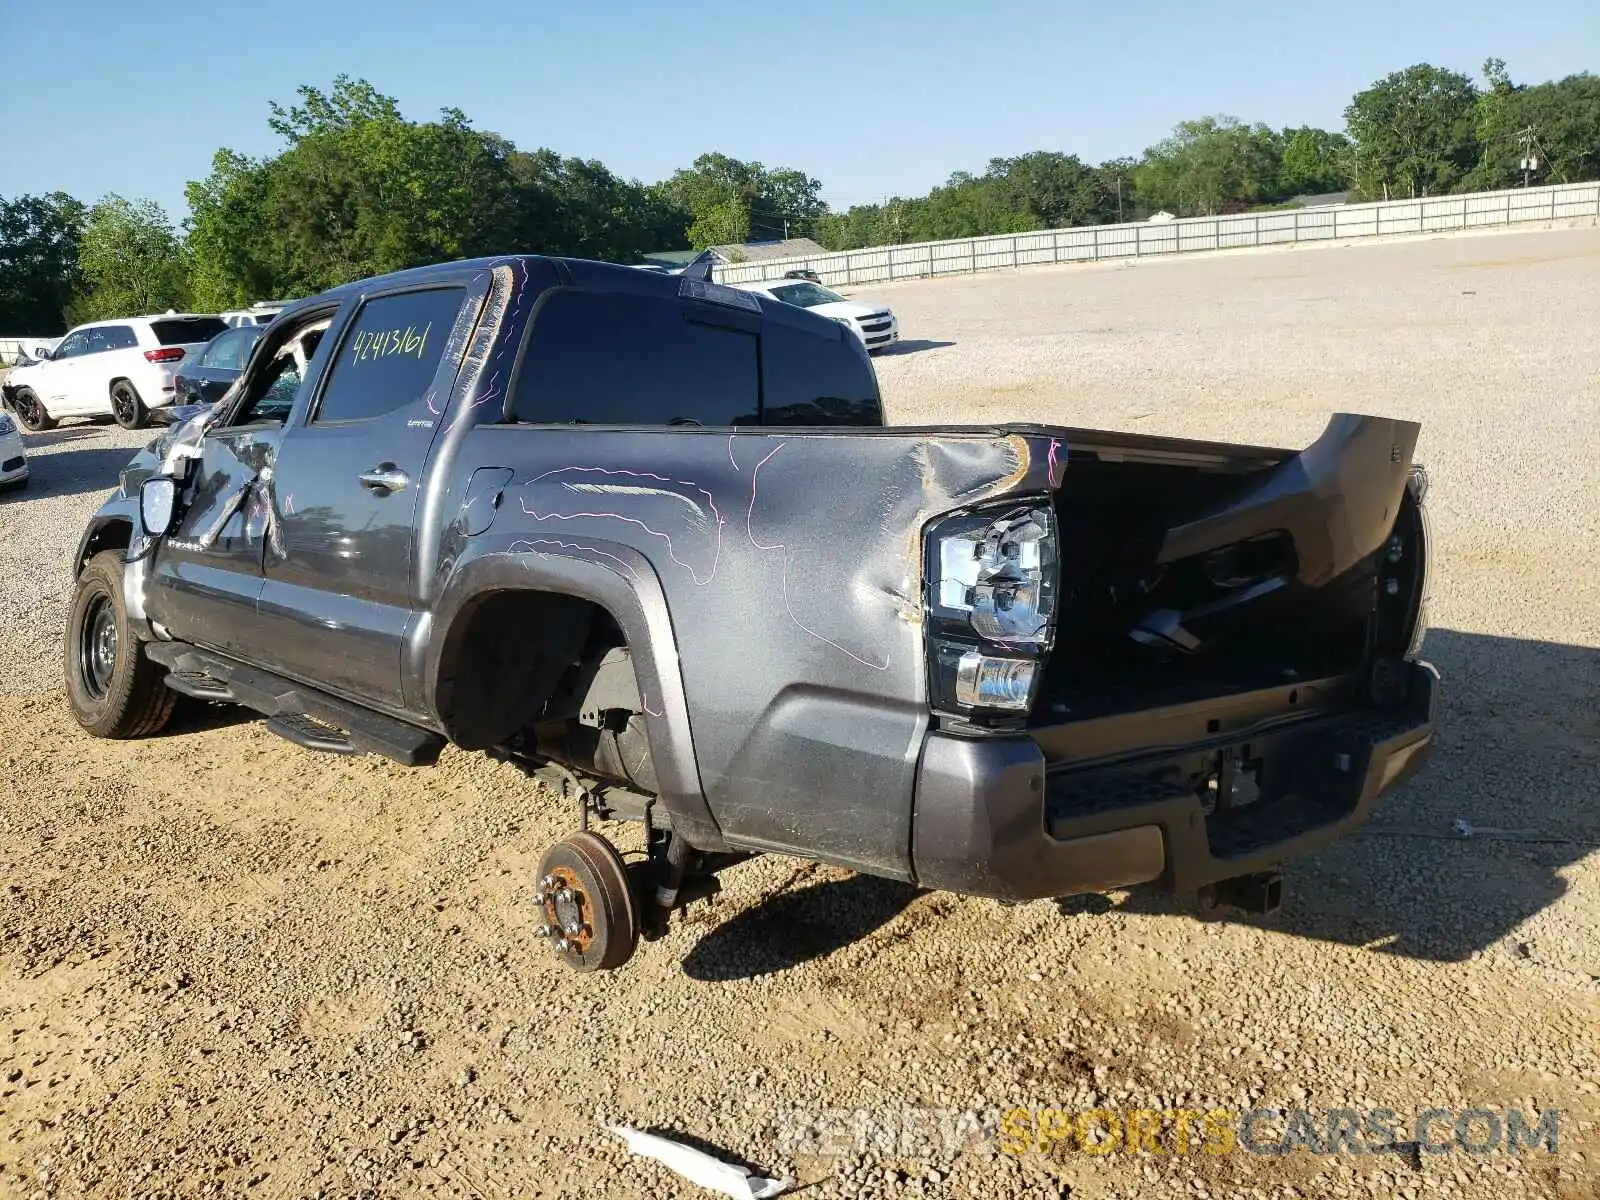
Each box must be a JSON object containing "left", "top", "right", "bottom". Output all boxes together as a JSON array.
[{"left": 2, "top": 0, "right": 1594, "bottom": 222}]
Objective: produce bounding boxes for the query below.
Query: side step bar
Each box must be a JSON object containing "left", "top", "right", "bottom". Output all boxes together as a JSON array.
[
  {"left": 147, "top": 642, "right": 445, "bottom": 767},
  {"left": 265, "top": 713, "right": 360, "bottom": 756}
]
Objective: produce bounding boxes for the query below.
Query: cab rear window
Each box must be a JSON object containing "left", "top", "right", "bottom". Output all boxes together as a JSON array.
[{"left": 151, "top": 318, "right": 227, "bottom": 345}]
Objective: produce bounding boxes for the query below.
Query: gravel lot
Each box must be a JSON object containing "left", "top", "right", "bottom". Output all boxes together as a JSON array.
[{"left": 2, "top": 227, "right": 1596, "bottom": 1200}]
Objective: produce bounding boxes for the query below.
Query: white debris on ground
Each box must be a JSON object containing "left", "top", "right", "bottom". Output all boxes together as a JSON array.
[{"left": 608, "top": 1125, "right": 789, "bottom": 1198}]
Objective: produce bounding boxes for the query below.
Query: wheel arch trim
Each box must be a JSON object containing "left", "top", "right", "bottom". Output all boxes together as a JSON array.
[{"left": 414, "top": 537, "right": 724, "bottom": 849}]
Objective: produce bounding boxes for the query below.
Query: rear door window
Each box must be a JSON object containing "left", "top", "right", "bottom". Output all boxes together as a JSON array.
[
  {"left": 82, "top": 328, "right": 119, "bottom": 354},
  {"left": 99, "top": 325, "right": 139, "bottom": 351},
  {"left": 761, "top": 321, "right": 883, "bottom": 426},
  {"left": 510, "top": 289, "right": 758, "bottom": 426},
  {"left": 313, "top": 288, "right": 465, "bottom": 423},
  {"left": 151, "top": 317, "right": 228, "bottom": 345},
  {"left": 201, "top": 328, "right": 250, "bottom": 371}
]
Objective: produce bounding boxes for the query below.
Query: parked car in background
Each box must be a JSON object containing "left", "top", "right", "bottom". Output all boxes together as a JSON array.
[
  {"left": 781, "top": 268, "right": 822, "bottom": 283},
  {"left": 174, "top": 324, "right": 264, "bottom": 406},
  {"left": 0, "top": 314, "right": 227, "bottom": 431},
  {"left": 733, "top": 279, "right": 899, "bottom": 353},
  {"left": 0, "top": 411, "right": 27, "bottom": 491},
  {"left": 221, "top": 301, "right": 289, "bottom": 328}
]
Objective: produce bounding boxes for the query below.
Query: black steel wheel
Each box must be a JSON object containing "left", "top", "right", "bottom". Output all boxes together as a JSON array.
[
  {"left": 110, "top": 381, "right": 146, "bottom": 430},
  {"left": 63, "top": 550, "right": 175, "bottom": 738},
  {"left": 11, "top": 388, "right": 56, "bottom": 432},
  {"left": 534, "top": 831, "right": 639, "bottom": 972},
  {"left": 79, "top": 593, "right": 118, "bottom": 700}
]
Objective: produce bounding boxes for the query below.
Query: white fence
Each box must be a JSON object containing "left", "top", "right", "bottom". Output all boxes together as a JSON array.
[
  {"left": 713, "top": 181, "right": 1600, "bottom": 289},
  {"left": 0, "top": 336, "right": 58, "bottom": 366}
]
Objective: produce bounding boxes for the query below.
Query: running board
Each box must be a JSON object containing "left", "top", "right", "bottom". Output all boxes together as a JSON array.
[
  {"left": 265, "top": 713, "right": 358, "bottom": 755},
  {"left": 147, "top": 642, "right": 444, "bottom": 767}
]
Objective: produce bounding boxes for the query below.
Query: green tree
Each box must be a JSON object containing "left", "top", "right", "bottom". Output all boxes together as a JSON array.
[
  {"left": 1467, "top": 71, "right": 1600, "bottom": 189},
  {"left": 509, "top": 150, "right": 689, "bottom": 259},
  {"left": 185, "top": 149, "right": 277, "bottom": 311},
  {"left": 661, "top": 153, "right": 826, "bottom": 245},
  {"left": 687, "top": 197, "right": 751, "bottom": 249},
  {"left": 0, "top": 192, "right": 85, "bottom": 333},
  {"left": 755, "top": 167, "right": 827, "bottom": 239},
  {"left": 74, "top": 194, "right": 189, "bottom": 321},
  {"left": 1094, "top": 158, "right": 1140, "bottom": 222},
  {"left": 1135, "top": 117, "right": 1284, "bottom": 215},
  {"left": 1278, "top": 127, "right": 1353, "bottom": 195},
  {"left": 1345, "top": 64, "right": 1480, "bottom": 199},
  {"left": 986, "top": 151, "right": 1108, "bottom": 227},
  {"left": 187, "top": 77, "right": 527, "bottom": 302}
]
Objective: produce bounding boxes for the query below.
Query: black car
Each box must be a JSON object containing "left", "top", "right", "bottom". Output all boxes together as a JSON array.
[{"left": 173, "top": 324, "right": 264, "bottom": 406}]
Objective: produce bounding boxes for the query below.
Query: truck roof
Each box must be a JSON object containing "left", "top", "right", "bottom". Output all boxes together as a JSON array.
[{"left": 281, "top": 254, "right": 848, "bottom": 344}]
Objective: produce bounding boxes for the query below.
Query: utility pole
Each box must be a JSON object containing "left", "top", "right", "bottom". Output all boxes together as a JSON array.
[{"left": 1518, "top": 125, "right": 1538, "bottom": 187}]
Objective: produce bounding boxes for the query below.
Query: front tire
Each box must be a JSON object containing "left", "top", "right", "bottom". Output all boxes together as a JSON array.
[
  {"left": 110, "top": 381, "right": 147, "bottom": 430},
  {"left": 11, "top": 388, "right": 57, "bottom": 432},
  {"left": 64, "top": 550, "right": 175, "bottom": 738}
]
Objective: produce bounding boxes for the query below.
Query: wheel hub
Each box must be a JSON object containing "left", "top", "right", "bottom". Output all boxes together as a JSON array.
[
  {"left": 534, "top": 869, "right": 594, "bottom": 954},
  {"left": 533, "top": 831, "right": 639, "bottom": 972},
  {"left": 80, "top": 594, "right": 118, "bottom": 699}
]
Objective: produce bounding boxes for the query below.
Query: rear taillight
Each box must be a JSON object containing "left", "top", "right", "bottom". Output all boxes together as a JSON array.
[
  {"left": 144, "top": 347, "right": 184, "bottom": 363},
  {"left": 1399, "top": 465, "right": 1430, "bottom": 660},
  {"left": 924, "top": 502, "right": 1058, "bottom": 720}
]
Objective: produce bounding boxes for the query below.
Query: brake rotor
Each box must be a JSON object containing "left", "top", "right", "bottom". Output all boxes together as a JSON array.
[{"left": 534, "top": 831, "right": 639, "bottom": 972}]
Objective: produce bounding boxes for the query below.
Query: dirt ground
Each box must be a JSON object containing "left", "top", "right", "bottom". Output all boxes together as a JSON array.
[{"left": 2, "top": 226, "right": 1597, "bottom": 1199}]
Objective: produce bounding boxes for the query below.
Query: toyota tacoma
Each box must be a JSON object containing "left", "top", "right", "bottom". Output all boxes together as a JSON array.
[{"left": 64, "top": 254, "right": 1437, "bottom": 970}]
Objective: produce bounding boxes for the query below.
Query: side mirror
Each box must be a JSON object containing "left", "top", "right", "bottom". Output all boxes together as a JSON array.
[{"left": 139, "top": 476, "right": 180, "bottom": 537}]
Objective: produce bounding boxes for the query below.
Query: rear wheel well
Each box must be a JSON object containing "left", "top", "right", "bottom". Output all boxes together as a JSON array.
[
  {"left": 78, "top": 520, "right": 133, "bottom": 577},
  {"left": 435, "top": 590, "right": 628, "bottom": 751}
]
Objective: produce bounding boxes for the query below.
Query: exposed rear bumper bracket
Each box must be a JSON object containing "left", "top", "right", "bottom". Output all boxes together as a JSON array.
[{"left": 910, "top": 661, "right": 1437, "bottom": 902}]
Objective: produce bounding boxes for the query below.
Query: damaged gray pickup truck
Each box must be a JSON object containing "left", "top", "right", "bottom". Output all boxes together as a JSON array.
[{"left": 65, "top": 254, "right": 1437, "bottom": 971}]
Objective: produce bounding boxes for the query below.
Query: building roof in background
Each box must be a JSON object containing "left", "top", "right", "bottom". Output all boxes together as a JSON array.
[
  {"left": 708, "top": 237, "right": 829, "bottom": 263},
  {"left": 638, "top": 237, "right": 829, "bottom": 268},
  {"left": 1290, "top": 191, "right": 1351, "bottom": 209},
  {"left": 637, "top": 248, "right": 703, "bottom": 267}
]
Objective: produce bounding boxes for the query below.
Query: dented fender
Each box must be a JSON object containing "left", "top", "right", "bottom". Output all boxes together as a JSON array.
[{"left": 424, "top": 423, "right": 1061, "bottom": 876}]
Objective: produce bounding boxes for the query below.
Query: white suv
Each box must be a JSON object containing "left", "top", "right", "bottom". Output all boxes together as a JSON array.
[
  {"left": 1, "top": 314, "right": 228, "bottom": 431},
  {"left": 220, "top": 301, "right": 289, "bottom": 328}
]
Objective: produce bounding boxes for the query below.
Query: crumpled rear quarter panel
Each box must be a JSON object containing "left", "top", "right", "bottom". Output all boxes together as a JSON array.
[{"left": 452, "top": 425, "right": 1056, "bottom": 878}]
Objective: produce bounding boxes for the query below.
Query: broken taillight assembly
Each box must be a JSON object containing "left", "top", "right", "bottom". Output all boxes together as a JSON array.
[
  {"left": 1389, "top": 464, "right": 1431, "bottom": 661},
  {"left": 924, "top": 503, "right": 1058, "bottom": 718}
]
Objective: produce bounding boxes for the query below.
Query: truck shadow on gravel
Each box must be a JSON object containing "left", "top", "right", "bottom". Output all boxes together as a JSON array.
[
  {"left": 877, "top": 339, "right": 955, "bottom": 355},
  {"left": 684, "top": 632, "right": 1595, "bottom": 974},
  {"left": 1107, "top": 628, "right": 1599, "bottom": 965},
  {"left": 16, "top": 425, "right": 107, "bottom": 448},
  {"left": 5, "top": 445, "right": 135, "bottom": 502},
  {"left": 682, "top": 875, "right": 921, "bottom": 981}
]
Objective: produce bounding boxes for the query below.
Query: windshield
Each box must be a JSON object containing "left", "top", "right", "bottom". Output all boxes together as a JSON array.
[{"left": 768, "top": 282, "right": 847, "bottom": 309}]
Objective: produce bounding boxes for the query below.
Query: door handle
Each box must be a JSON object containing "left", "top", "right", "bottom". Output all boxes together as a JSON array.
[{"left": 358, "top": 464, "right": 409, "bottom": 494}]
